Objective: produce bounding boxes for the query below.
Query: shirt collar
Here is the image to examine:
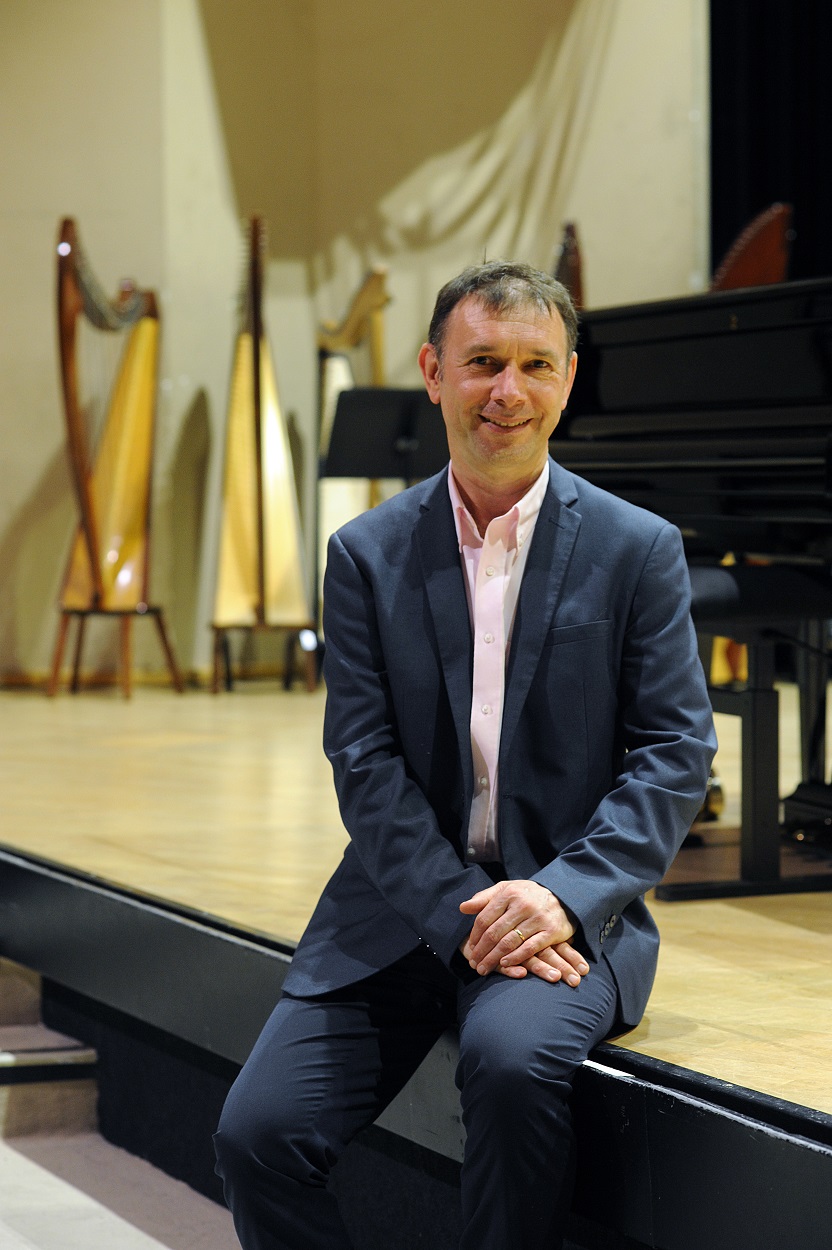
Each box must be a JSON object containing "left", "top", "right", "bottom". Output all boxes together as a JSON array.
[{"left": 447, "top": 461, "right": 550, "bottom": 552}]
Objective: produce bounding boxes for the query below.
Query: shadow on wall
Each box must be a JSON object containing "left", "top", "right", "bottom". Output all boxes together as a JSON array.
[
  {"left": 0, "top": 449, "right": 76, "bottom": 682},
  {"left": 169, "top": 388, "right": 212, "bottom": 677}
]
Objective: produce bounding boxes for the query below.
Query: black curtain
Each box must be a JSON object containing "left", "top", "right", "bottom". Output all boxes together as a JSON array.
[{"left": 710, "top": 0, "right": 832, "bottom": 280}]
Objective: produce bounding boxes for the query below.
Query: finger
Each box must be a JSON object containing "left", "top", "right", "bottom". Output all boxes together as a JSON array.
[
  {"left": 498, "top": 961, "right": 528, "bottom": 979},
  {"left": 495, "top": 927, "right": 548, "bottom": 969},
  {"left": 553, "top": 942, "right": 590, "bottom": 977},
  {"left": 473, "top": 922, "right": 540, "bottom": 975},
  {"left": 471, "top": 900, "right": 562, "bottom": 966},
  {"left": 468, "top": 903, "right": 539, "bottom": 966},
  {"left": 520, "top": 952, "right": 564, "bottom": 984},
  {"left": 524, "top": 945, "right": 585, "bottom": 987},
  {"left": 459, "top": 885, "right": 500, "bottom": 915},
  {"left": 466, "top": 896, "right": 515, "bottom": 952}
]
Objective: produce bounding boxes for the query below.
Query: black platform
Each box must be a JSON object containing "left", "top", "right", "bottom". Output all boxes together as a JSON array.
[{"left": 1, "top": 846, "right": 831, "bottom": 1250}]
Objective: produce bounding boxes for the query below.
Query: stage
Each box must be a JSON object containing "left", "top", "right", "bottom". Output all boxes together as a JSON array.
[{"left": 1, "top": 682, "right": 831, "bottom": 1248}]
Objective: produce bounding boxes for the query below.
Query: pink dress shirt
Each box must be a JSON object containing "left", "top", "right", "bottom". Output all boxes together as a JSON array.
[{"left": 448, "top": 462, "right": 550, "bottom": 863}]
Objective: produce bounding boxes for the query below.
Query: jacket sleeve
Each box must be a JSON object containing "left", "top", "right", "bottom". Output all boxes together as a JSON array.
[
  {"left": 322, "top": 530, "right": 488, "bottom": 968},
  {"left": 533, "top": 522, "right": 717, "bottom": 961}
]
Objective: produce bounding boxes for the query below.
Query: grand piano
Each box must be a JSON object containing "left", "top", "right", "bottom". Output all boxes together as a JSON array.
[{"left": 551, "top": 275, "right": 832, "bottom": 898}]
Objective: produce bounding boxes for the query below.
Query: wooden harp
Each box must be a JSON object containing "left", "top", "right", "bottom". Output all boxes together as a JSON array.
[
  {"left": 48, "top": 218, "right": 183, "bottom": 697},
  {"left": 553, "top": 222, "right": 583, "bottom": 309},
  {"left": 711, "top": 202, "right": 793, "bottom": 292},
  {"left": 212, "top": 217, "right": 315, "bottom": 692}
]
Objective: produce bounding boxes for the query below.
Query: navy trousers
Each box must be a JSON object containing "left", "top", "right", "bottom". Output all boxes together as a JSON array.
[{"left": 214, "top": 941, "right": 619, "bottom": 1250}]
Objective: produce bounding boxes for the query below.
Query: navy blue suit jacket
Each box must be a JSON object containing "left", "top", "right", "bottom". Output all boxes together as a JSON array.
[{"left": 284, "top": 460, "right": 716, "bottom": 1028}]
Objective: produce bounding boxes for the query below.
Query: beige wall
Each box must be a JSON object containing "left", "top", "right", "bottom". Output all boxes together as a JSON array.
[
  {"left": 0, "top": 0, "right": 709, "bottom": 683},
  {"left": 563, "top": 0, "right": 710, "bottom": 307},
  {"left": 0, "top": 0, "right": 165, "bottom": 676}
]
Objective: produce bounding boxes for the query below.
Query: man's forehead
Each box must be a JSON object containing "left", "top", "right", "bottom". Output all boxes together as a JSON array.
[{"left": 449, "top": 296, "right": 567, "bottom": 349}]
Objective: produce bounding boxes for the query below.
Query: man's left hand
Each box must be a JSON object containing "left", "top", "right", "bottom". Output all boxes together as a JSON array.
[{"left": 459, "top": 880, "right": 589, "bottom": 983}]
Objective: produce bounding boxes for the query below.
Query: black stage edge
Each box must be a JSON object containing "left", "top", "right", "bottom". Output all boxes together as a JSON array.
[{"left": 2, "top": 846, "right": 832, "bottom": 1250}]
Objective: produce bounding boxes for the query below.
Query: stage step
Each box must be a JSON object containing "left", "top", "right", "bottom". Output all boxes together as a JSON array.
[
  {"left": 0, "top": 956, "right": 41, "bottom": 1026},
  {"left": 0, "top": 959, "right": 98, "bottom": 1137}
]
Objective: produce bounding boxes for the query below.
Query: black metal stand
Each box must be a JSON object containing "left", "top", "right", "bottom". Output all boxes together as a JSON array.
[
  {"left": 323, "top": 388, "right": 448, "bottom": 484},
  {"left": 657, "top": 566, "right": 832, "bottom": 901}
]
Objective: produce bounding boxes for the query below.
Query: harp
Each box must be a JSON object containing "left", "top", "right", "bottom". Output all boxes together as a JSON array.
[
  {"left": 212, "top": 217, "right": 315, "bottom": 692},
  {"left": 316, "top": 267, "right": 391, "bottom": 616},
  {"left": 48, "top": 218, "right": 184, "bottom": 697},
  {"left": 553, "top": 221, "right": 583, "bottom": 308},
  {"left": 710, "top": 202, "right": 793, "bottom": 292}
]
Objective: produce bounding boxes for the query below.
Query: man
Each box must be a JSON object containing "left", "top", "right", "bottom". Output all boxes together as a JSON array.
[{"left": 214, "top": 261, "right": 717, "bottom": 1250}]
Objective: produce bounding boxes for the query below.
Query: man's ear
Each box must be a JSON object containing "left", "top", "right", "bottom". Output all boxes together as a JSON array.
[
  {"left": 561, "top": 351, "right": 578, "bottom": 410},
  {"left": 418, "top": 342, "right": 442, "bottom": 404}
]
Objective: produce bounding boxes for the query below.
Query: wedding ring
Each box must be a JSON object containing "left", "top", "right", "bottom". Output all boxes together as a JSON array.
[{"left": 514, "top": 928, "right": 525, "bottom": 942}]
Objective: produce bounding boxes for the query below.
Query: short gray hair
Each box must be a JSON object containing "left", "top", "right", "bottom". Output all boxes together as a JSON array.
[{"left": 427, "top": 260, "right": 578, "bottom": 360}]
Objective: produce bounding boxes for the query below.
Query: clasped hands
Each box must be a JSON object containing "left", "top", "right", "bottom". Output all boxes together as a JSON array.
[{"left": 459, "top": 879, "right": 589, "bottom": 986}]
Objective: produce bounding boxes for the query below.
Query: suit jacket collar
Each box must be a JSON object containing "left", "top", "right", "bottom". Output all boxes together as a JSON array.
[
  {"left": 501, "top": 458, "right": 581, "bottom": 750},
  {"left": 415, "top": 471, "right": 475, "bottom": 788}
]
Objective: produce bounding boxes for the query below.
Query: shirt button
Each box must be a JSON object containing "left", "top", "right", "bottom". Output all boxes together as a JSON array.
[
  {"left": 485, "top": 566, "right": 495, "bottom": 577},
  {"left": 484, "top": 632, "right": 494, "bottom": 644},
  {"left": 479, "top": 776, "right": 488, "bottom": 788},
  {"left": 481, "top": 704, "right": 492, "bottom": 716},
  {"left": 467, "top": 847, "right": 476, "bottom": 859}
]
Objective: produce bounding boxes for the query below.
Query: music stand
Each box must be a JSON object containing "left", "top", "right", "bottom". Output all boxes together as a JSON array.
[{"left": 323, "top": 388, "right": 448, "bottom": 484}]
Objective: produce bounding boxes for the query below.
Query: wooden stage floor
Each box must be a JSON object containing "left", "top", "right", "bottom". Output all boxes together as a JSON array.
[{"left": 1, "top": 683, "right": 831, "bottom": 1118}]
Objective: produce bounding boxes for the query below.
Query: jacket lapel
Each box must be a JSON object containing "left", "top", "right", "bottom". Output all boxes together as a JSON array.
[
  {"left": 415, "top": 474, "right": 475, "bottom": 787},
  {"left": 500, "top": 461, "right": 581, "bottom": 752}
]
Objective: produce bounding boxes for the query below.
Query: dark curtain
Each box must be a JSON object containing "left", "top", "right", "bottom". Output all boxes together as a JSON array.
[{"left": 710, "top": 0, "right": 832, "bottom": 280}]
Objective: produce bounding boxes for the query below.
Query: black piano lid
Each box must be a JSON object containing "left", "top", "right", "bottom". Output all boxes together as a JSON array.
[
  {"left": 550, "top": 277, "right": 832, "bottom": 564},
  {"left": 564, "top": 276, "right": 832, "bottom": 419},
  {"left": 571, "top": 275, "right": 832, "bottom": 346}
]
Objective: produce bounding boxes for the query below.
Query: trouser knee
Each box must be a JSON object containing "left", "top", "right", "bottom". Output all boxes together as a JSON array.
[
  {"left": 466, "top": 1054, "right": 570, "bottom": 1126},
  {"left": 214, "top": 1085, "right": 257, "bottom": 1187},
  {"left": 215, "top": 1066, "right": 338, "bottom": 1194}
]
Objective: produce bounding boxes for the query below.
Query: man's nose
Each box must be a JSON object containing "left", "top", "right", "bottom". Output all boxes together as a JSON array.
[{"left": 490, "top": 363, "right": 525, "bottom": 407}]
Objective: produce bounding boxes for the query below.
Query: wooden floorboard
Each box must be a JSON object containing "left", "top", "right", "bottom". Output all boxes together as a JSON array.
[{"left": 0, "top": 682, "right": 830, "bottom": 1117}]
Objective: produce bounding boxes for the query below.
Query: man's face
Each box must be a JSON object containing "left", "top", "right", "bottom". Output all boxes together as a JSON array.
[{"left": 418, "top": 296, "right": 577, "bottom": 491}]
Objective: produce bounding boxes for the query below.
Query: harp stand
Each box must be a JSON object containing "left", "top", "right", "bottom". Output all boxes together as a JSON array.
[
  {"left": 48, "top": 606, "right": 185, "bottom": 699},
  {"left": 211, "top": 622, "right": 318, "bottom": 694}
]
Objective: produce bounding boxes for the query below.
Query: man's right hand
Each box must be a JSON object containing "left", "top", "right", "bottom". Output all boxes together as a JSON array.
[{"left": 459, "top": 933, "right": 588, "bottom": 985}]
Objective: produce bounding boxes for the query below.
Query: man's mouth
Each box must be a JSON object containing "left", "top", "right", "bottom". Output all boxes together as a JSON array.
[{"left": 480, "top": 414, "right": 531, "bottom": 430}]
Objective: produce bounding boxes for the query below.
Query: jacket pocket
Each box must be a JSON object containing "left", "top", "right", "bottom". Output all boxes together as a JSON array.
[{"left": 543, "top": 619, "right": 611, "bottom": 647}]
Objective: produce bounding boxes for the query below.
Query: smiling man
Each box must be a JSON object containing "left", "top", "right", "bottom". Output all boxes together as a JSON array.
[{"left": 215, "top": 261, "right": 716, "bottom": 1250}]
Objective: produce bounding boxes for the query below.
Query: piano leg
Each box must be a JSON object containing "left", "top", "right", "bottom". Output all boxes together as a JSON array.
[
  {"left": 797, "top": 619, "right": 827, "bottom": 783},
  {"left": 782, "top": 618, "right": 832, "bottom": 833},
  {"left": 657, "top": 631, "right": 832, "bottom": 900}
]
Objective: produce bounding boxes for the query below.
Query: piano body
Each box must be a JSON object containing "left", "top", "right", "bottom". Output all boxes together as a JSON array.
[{"left": 552, "top": 275, "right": 832, "bottom": 898}]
